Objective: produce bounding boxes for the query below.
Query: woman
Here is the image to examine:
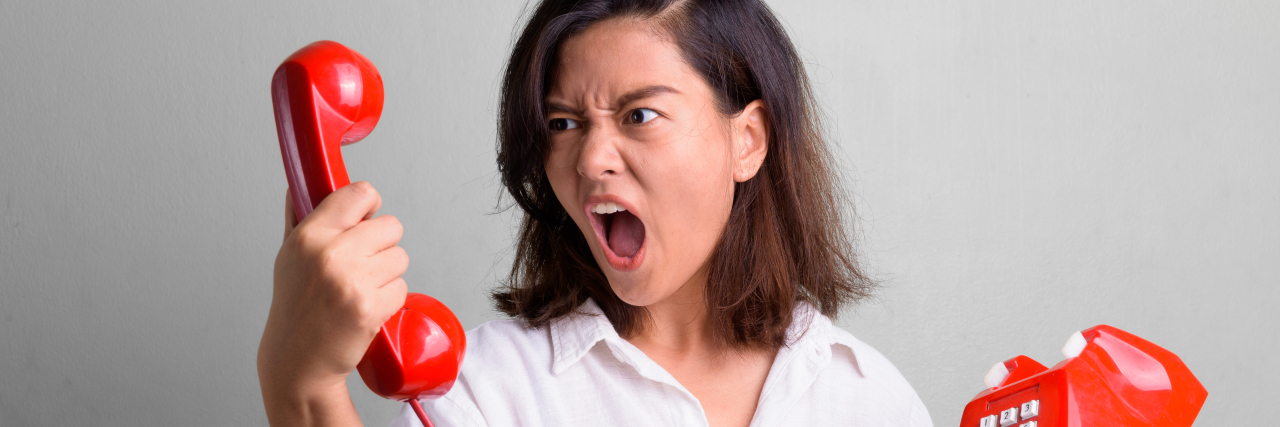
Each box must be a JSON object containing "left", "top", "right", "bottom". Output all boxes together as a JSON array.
[{"left": 259, "top": 1, "right": 932, "bottom": 426}]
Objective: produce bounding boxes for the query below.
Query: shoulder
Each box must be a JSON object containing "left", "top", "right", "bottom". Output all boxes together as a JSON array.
[
  {"left": 790, "top": 305, "right": 918, "bottom": 389},
  {"left": 460, "top": 318, "right": 553, "bottom": 376},
  {"left": 825, "top": 325, "right": 907, "bottom": 383},
  {"left": 822, "top": 323, "right": 934, "bottom": 426},
  {"left": 467, "top": 318, "right": 549, "bottom": 350}
]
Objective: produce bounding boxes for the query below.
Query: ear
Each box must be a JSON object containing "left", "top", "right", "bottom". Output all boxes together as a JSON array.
[{"left": 731, "top": 99, "right": 769, "bottom": 182}]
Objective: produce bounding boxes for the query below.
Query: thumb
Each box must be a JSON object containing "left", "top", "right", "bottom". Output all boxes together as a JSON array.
[
  {"left": 301, "top": 181, "right": 383, "bottom": 234},
  {"left": 283, "top": 188, "right": 299, "bottom": 242}
]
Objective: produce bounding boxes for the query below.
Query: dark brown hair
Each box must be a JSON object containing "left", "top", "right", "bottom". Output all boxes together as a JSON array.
[{"left": 493, "top": 0, "right": 873, "bottom": 349}]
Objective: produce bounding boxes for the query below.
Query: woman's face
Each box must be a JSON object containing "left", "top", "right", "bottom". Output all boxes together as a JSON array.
[{"left": 544, "top": 18, "right": 767, "bottom": 307}]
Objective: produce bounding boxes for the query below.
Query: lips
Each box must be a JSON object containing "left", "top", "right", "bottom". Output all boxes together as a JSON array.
[{"left": 584, "top": 196, "right": 647, "bottom": 272}]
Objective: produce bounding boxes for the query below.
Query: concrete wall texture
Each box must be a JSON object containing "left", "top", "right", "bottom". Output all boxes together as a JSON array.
[{"left": 1, "top": 0, "right": 1276, "bottom": 425}]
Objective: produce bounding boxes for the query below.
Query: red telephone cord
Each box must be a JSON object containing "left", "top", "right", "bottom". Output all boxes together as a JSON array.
[{"left": 408, "top": 399, "right": 435, "bottom": 427}]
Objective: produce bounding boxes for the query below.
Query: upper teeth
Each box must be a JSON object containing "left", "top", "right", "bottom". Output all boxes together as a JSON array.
[{"left": 592, "top": 202, "right": 626, "bottom": 214}]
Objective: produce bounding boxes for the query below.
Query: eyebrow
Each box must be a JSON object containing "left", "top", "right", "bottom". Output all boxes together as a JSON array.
[{"left": 546, "top": 85, "right": 681, "bottom": 115}]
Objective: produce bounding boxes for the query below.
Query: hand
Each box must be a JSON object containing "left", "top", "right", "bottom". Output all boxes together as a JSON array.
[{"left": 258, "top": 181, "right": 408, "bottom": 426}]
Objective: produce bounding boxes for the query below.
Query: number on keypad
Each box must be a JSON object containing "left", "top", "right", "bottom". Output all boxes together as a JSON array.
[
  {"left": 1020, "top": 400, "right": 1039, "bottom": 419},
  {"left": 979, "top": 415, "right": 997, "bottom": 427},
  {"left": 999, "top": 407, "right": 1019, "bottom": 426}
]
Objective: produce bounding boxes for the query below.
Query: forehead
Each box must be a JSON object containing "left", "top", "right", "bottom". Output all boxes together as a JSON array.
[{"left": 548, "top": 18, "right": 701, "bottom": 104}]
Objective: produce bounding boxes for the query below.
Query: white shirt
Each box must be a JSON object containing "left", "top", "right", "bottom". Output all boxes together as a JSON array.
[{"left": 391, "top": 299, "right": 932, "bottom": 427}]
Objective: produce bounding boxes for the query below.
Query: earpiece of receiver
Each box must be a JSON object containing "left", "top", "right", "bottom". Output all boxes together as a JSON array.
[{"left": 271, "top": 40, "right": 384, "bottom": 222}]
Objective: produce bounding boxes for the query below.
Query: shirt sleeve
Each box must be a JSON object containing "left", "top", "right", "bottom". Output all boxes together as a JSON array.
[{"left": 388, "top": 394, "right": 486, "bottom": 427}]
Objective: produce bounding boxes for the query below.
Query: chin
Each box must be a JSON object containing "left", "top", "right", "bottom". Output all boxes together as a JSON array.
[{"left": 604, "top": 274, "right": 666, "bottom": 308}]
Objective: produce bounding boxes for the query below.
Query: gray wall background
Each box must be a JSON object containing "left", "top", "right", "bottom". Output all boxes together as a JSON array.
[{"left": 1, "top": 0, "right": 1276, "bottom": 425}]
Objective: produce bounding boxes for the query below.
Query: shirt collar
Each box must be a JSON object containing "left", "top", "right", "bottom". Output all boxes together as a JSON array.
[
  {"left": 549, "top": 298, "right": 617, "bottom": 375},
  {"left": 548, "top": 298, "right": 863, "bottom": 377}
]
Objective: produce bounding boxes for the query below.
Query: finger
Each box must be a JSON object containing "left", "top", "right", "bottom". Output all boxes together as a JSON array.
[
  {"left": 337, "top": 215, "right": 404, "bottom": 256},
  {"left": 364, "top": 246, "right": 410, "bottom": 288},
  {"left": 302, "top": 181, "right": 383, "bottom": 233},
  {"left": 373, "top": 277, "right": 409, "bottom": 316},
  {"left": 283, "top": 188, "right": 299, "bottom": 241}
]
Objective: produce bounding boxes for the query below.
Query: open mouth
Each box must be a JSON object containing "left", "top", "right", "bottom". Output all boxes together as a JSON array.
[{"left": 586, "top": 200, "right": 646, "bottom": 271}]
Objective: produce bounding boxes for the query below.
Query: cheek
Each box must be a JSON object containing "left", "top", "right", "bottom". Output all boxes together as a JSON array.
[
  {"left": 544, "top": 141, "right": 584, "bottom": 220},
  {"left": 646, "top": 133, "right": 737, "bottom": 250},
  {"left": 544, "top": 138, "right": 576, "bottom": 182}
]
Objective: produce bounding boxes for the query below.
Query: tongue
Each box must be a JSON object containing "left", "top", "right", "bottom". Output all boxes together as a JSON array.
[{"left": 607, "top": 211, "right": 645, "bottom": 258}]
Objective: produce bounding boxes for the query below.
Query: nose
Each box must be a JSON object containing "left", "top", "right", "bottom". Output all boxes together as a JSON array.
[{"left": 576, "top": 123, "right": 625, "bottom": 181}]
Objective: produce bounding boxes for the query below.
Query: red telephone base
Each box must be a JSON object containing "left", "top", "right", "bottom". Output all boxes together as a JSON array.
[{"left": 959, "top": 325, "right": 1206, "bottom": 427}]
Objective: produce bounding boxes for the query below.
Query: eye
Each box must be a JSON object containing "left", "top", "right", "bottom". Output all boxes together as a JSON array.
[
  {"left": 624, "top": 108, "right": 659, "bottom": 125},
  {"left": 548, "top": 118, "right": 581, "bottom": 133}
]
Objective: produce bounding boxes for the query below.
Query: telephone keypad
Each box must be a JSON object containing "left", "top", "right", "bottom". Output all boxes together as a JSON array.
[{"left": 979, "top": 398, "right": 1040, "bottom": 427}]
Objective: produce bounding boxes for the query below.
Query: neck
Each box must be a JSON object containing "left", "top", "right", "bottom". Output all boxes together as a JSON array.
[{"left": 628, "top": 267, "right": 717, "bottom": 356}]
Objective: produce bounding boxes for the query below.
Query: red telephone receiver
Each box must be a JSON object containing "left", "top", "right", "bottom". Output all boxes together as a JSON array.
[
  {"left": 959, "top": 325, "right": 1206, "bottom": 427},
  {"left": 271, "top": 40, "right": 465, "bottom": 427}
]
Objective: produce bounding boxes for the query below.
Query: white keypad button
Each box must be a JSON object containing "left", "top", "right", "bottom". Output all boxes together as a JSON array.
[
  {"left": 979, "top": 415, "right": 997, "bottom": 427},
  {"left": 1019, "top": 422, "right": 1037, "bottom": 427},
  {"left": 1020, "top": 400, "right": 1039, "bottom": 419},
  {"left": 999, "top": 407, "right": 1019, "bottom": 426}
]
